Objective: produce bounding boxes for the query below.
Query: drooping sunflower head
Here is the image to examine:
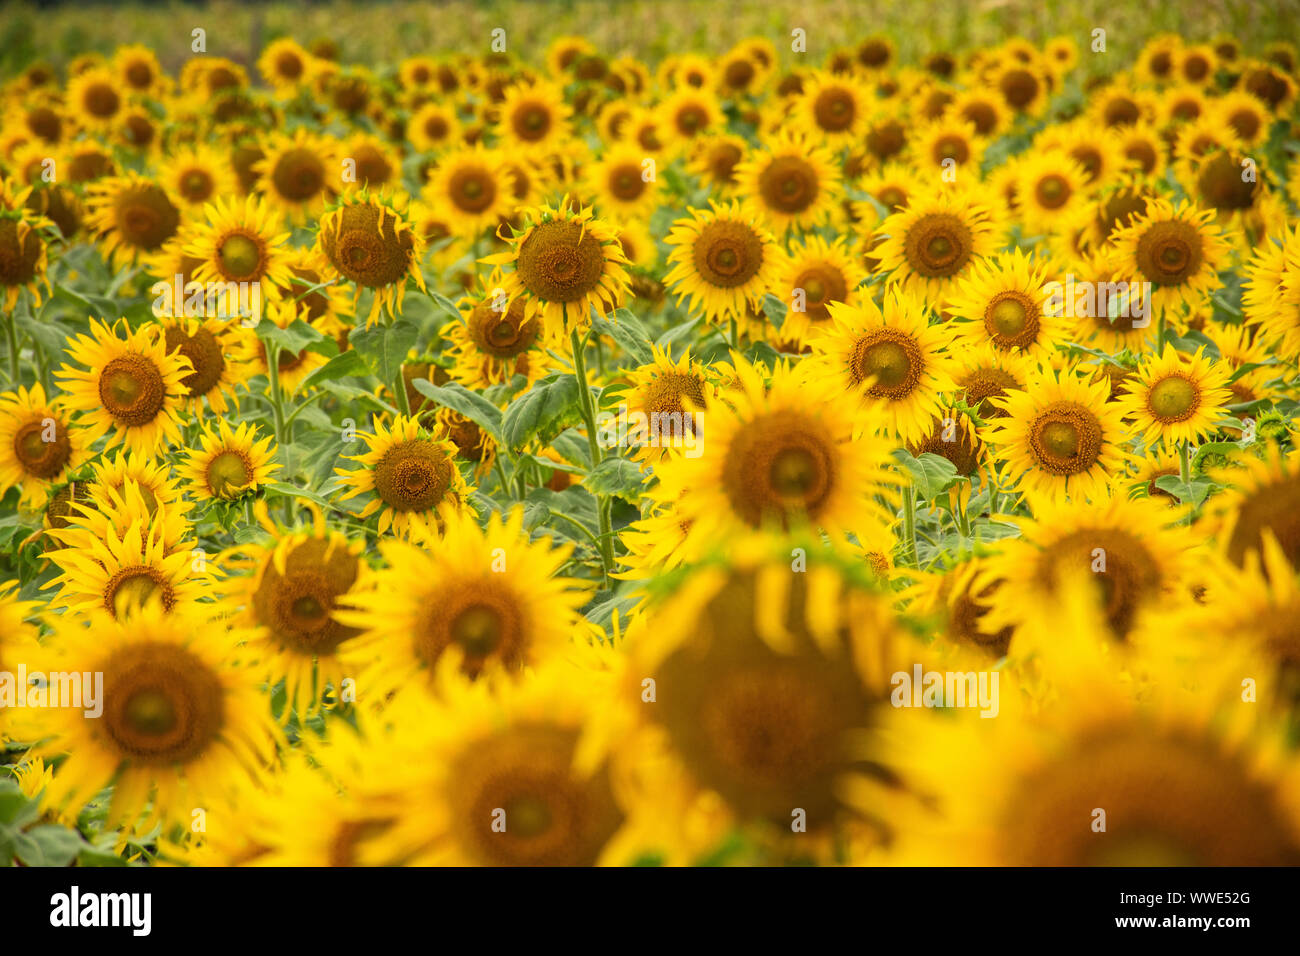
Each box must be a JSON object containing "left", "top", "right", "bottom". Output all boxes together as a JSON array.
[
  {"left": 663, "top": 199, "right": 782, "bottom": 326},
  {"left": 483, "top": 196, "right": 630, "bottom": 338},
  {"left": 85, "top": 172, "right": 182, "bottom": 269},
  {"left": 446, "top": 267, "right": 548, "bottom": 388},
  {"left": 337, "top": 413, "right": 472, "bottom": 538},
  {"left": 55, "top": 318, "right": 194, "bottom": 457},
  {"left": 316, "top": 188, "right": 426, "bottom": 326}
]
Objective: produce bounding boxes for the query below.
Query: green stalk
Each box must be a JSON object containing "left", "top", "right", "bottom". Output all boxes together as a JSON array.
[
  {"left": 3, "top": 312, "right": 20, "bottom": 385},
  {"left": 568, "top": 324, "right": 615, "bottom": 586},
  {"left": 902, "top": 486, "right": 918, "bottom": 567}
]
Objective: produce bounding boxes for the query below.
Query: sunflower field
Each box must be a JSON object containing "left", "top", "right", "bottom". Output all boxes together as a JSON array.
[{"left": 2, "top": 1, "right": 1300, "bottom": 871}]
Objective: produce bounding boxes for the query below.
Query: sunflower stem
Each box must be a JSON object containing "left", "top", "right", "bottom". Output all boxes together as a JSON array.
[
  {"left": 902, "top": 485, "right": 919, "bottom": 567},
  {"left": 3, "top": 311, "right": 20, "bottom": 385},
  {"left": 392, "top": 366, "right": 412, "bottom": 418},
  {"left": 729, "top": 318, "right": 739, "bottom": 351},
  {"left": 955, "top": 491, "right": 971, "bottom": 538},
  {"left": 569, "top": 325, "right": 615, "bottom": 586},
  {"left": 1179, "top": 441, "right": 1193, "bottom": 524}
]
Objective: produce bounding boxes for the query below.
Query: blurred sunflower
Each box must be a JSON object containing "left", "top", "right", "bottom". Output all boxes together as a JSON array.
[
  {"left": 0, "top": 384, "right": 88, "bottom": 509},
  {"left": 85, "top": 172, "right": 182, "bottom": 268},
  {"left": 733, "top": 132, "right": 841, "bottom": 235},
  {"left": 253, "top": 128, "right": 338, "bottom": 225},
  {"left": 663, "top": 199, "right": 782, "bottom": 325}
]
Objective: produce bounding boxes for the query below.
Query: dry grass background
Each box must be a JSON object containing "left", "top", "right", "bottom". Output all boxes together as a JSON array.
[{"left": 2, "top": 0, "right": 1298, "bottom": 76}]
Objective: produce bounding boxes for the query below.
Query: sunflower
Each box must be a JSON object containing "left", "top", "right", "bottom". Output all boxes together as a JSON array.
[
  {"left": 423, "top": 144, "right": 516, "bottom": 237},
  {"left": 43, "top": 500, "right": 207, "bottom": 621},
  {"left": 87, "top": 449, "right": 185, "bottom": 516},
  {"left": 946, "top": 248, "right": 1062, "bottom": 357},
  {"left": 733, "top": 132, "right": 841, "bottom": 235},
  {"left": 1212, "top": 90, "right": 1272, "bottom": 148},
  {"left": 1114, "top": 345, "right": 1232, "bottom": 448},
  {"left": 495, "top": 79, "right": 571, "bottom": 153},
  {"left": 952, "top": 343, "right": 1035, "bottom": 421},
  {"left": 181, "top": 194, "right": 294, "bottom": 321},
  {"left": 56, "top": 318, "right": 193, "bottom": 456},
  {"left": 684, "top": 133, "right": 747, "bottom": 195},
  {"left": 316, "top": 188, "right": 426, "bottom": 327},
  {"left": 1108, "top": 199, "right": 1233, "bottom": 320},
  {"left": 804, "top": 289, "right": 957, "bottom": 444},
  {"left": 986, "top": 365, "right": 1135, "bottom": 505},
  {"left": 716, "top": 46, "right": 769, "bottom": 99},
  {"left": 334, "top": 132, "right": 402, "bottom": 192},
  {"left": 482, "top": 196, "right": 630, "bottom": 339},
  {"left": 0, "top": 384, "right": 88, "bottom": 510},
  {"left": 877, "top": 587, "right": 1300, "bottom": 866},
  {"left": 991, "top": 60, "right": 1049, "bottom": 116},
  {"left": 445, "top": 268, "right": 550, "bottom": 388},
  {"left": 215, "top": 501, "right": 364, "bottom": 718},
  {"left": 26, "top": 603, "right": 278, "bottom": 830},
  {"left": 257, "top": 37, "right": 316, "bottom": 95},
  {"left": 1204, "top": 447, "right": 1300, "bottom": 573},
  {"left": 1197, "top": 533, "right": 1300, "bottom": 679},
  {"left": 336, "top": 413, "right": 471, "bottom": 538},
  {"left": 335, "top": 506, "right": 587, "bottom": 697},
  {"left": 649, "top": 360, "right": 898, "bottom": 550},
  {"left": 658, "top": 86, "right": 725, "bottom": 150},
  {"left": 360, "top": 660, "right": 627, "bottom": 866},
  {"left": 622, "top": 544, "right": 918, "bottom": 860},
  {"left": 85, "top": 172, "right": 183, "bottom": 270},
  {"left": 911, "top": 118, "right": 987, "bottom": 177},
  {"left": 65, "top": 66, "right": 125, "bottom": 133},
  {"left": 621, "top": 346, "right": 716, "bottom": 462},
  {"left": 407, "top": 101, "right": 461, "bottom": 154},
  {"left": 252, "top": 128, "right": 338, "bottom": 225},
  {"left": 156, "top": 316, "right": 249, "bottom": 415},
  {"left": 1015, "top": 151, "right": 1090, "bottom": 235},
  {"left": 177, "top": 419, "right": 278, "bottom": 501},
  {"left": 873, "top": 187, "right": 1003, "bottom": 299},
  {"left": 792, "top": 71, "right": 868, "bottom": 147},
  {"left": 660, "top": 200, "right": 781, "bottom": 327},
  {"left": 0, "top": 181, "right": 55, "bottom": 310},
  {"left": 773, "top": 234, "right": 867, "bottom": 346},
  {"left": 582, "top": 142, "right": 660, "bottom": 224}
]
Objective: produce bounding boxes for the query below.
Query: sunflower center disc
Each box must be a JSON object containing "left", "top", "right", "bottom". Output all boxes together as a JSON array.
[
  {"left": 452, "top": 604, "right": 503, "bottom": 656},
  {"left": 1149, "top": 376, "right": 1197, "bottom": 419},
  {"left": 769, "top": 447, "right": 818, "bottom": 496},
  {"left": 505, "top": 795, "right": 553, "bottom": 837},
  {"left": 124, "top": 688, "right": 177, "bottom": 736},
  {"left": 1040, "top": 421, "right": 1079, "bottom": 457},
  {"left": 860, "top": 340, "right": 912, "bottom": 388},
  {"left": 208, "top": 450, "right": 250, "bottom": 496},
  {"left": 111, "top": 571, "right": 161, "bottom": 617},
  {"left": 219, "top": 234, "right": 262, "bottom": 279},
  {"left": 1036, "top": 174, "right": 1069, "bottom": 208},
  {"left": 989, "top": 296, "right": 1029, "bottom": 337}
]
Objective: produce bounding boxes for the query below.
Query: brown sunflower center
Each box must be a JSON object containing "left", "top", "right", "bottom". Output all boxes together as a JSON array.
[
  {"left": 959, "top": 367, "right": 1020, "bottom": 418},
  {"left": 1225, "top": 474, "right": 1300, "bottom": 571},
  {"left": 180, "top": 169, "right": 215, "bottom": 202},
  {"left": 608, "top": 163, "right": 645, "bottom": 201},
  {"left": 692, "top": 218, "right": 764, "bottom": 288},
  {"left": 850, "top": 331, "right": 922, "bottom": 398},
  {"left": 321, "top": 201, "right": 415, "bottom": 289},
  {"left": 794, "top": 263, "right": 848, "bottom": 320},
  {"left": 98, "top": 354, "right": 167, "bottom": 427},
  {"left": 1028, "top": 401, "right": 1104, "bottom": 476},
  {"left": 1196, "top": 151, "right": 1257, "bottom": 212},
  {"left": 101, "top": 642, "right": 224, "bottom": 765},
  {"left": 113, "top": 184, "right": 180, "bottom": 251},
  {"left": 1000, "top": 728, "right": 1300, "bottom": 865},
  {"left": 415, "top": 579, "right": 524, "bottom": 676},
  {"left": 164, "top": 324, "right": 225, "bottom": 398},
  {"left": 933, "top": 135, "right": 969, "bottom": 165},
  {"left": 373, "top": 439, "right": 454, "bottom": 513},
  {"left": 1135, "top": 219, "right": 1204, "bottom": 286},
  {"left": 985, "top": 291, "right": 1040, "bottom": 348},
  {"left": 721, "top": 409, "right": 836, "bottom": 528},
  {"left": 1147, "top": 375, "right": 1198, "bottom": 422},
  {"left": 206, "top": 449, "right": 251, "bottom": 497},
  {"left": 255, "top": 537, "right": 360, "bottom": 655},
  {"left": 512, "top": 103, "right": 552, "bottom": 141},
  {"left": 903, "top": 212, "right": 973, "bottom": 278},
  {"left": 13, "top": 417, "right": 71, "bottom": 479},
  {"left": 104, "top": 565, "right": 175, "bottom": 618},
  {"left": 0, "top": 220, "right": 44, "bottom": 288},
  {"left": 515, "top": 219, "right": 608, "bottom": 304},
  {"left": 999, "top": 69, "right": 1039, "bottom": 109},
  {"left": 448, "top": 725, "right": 623, "bottom": 866},
  {"left": 448, "top": 166, "right": 498, "bottom": 213},
  {"left": 217, "top": 233, "right": 263, "bottom": 280},
  {"left": 271, "top": 148, "right": 326, "bottom": 201},
  {"left": 758, "top": 156, "right": 819, "bottom": 215},
  {"left": 814, "top": 88, "right": 856, "bottom": 131},
  {"left": 83, "top": 82, "right": 121, "bottom": 118},
  {"left": 1035, "top": 173, "right": 1071, "bottom": 209}
]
